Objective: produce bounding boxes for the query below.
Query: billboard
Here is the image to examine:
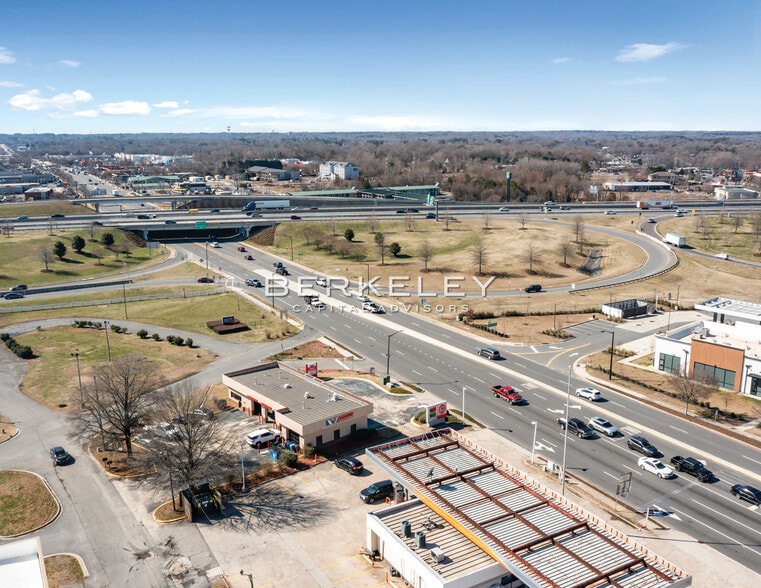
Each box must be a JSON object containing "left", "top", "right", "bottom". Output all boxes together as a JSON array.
[{"left": 426, "top": 401, "right": 447, "bottom": 426}]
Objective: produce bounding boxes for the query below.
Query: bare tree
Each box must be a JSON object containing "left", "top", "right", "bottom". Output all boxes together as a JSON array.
[
  {"left": 329, "top": 220, "right": 338, "bottom": 236},
  {"left": 374, "top": 231, "right": 387, "bottom": 265},
  {"left": 750, "top": 212, "right": 761, "bottom": 240},
  {"left": 134, "top": 383, "right": 239, "bottom": 510},
  {"left": 441, "top": 211, "right": 453, "bottom": 231},
  {"left": 418, "top": 239, "right": 434, "bottom": 272},
  {"left": 367, "top": 211, "right": 378, "bottom": 233},
  {"left": 517, "top": 212, "right": 529, "bottom": 230},
  {"left": 404, "top": 212, "right": 415, "bottom": 232},
  {"left": 482, "top": 211, "right": 491, "bottom": 230},
  {"left": 572, "top": 216, "right": 585, "bottom": 242},
  {"left": 88, "top": 221, "right": 99, "bottom": 242},
  {"left": 522, "top": 242, "right": 541, "bottom": 273},
  {"left": 68, "top": 354, "right": 163, "bottom": 457},
  {"left": 39, "top": 245, "right": 54, "bottom": 272},
  {"left": 671, "top": 366, "right": 716, "bottom": 416},
  {"left": 470, "top": 235, "right": 488, "bottom": 275},
  {"left": 558, "top": 234, "right": 574, "bottom": 266},
  {"left": 731, "top": 214, "right": 744, "bottom": 234},
  {"left": 1, "top": 218, "right": 11, "bottom": 237}
]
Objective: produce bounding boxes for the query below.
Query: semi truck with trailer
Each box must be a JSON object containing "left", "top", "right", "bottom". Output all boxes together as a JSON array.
[
  {"left": 242, "top": 200, "right": 290, "bottom": 211},
  {"left": 636, "top": 200, "right": 675, "bottom": 209}
]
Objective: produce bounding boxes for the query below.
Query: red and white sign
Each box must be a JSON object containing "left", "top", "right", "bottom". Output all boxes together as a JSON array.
[
  {"left": 436, "top": 402, "right": 447, "bottom": 419},
  {"left": 305, "top": 362, "right": 318, "bottom": 376}
]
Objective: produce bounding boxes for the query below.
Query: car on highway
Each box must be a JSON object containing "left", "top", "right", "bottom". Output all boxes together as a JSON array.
[
  {"left": 357, "top": 295, "right": 370, "bottom": 303},
  {"left": 730, "top": 484, "right": 761, "bottom": 505},
  {"left": 425, "top": 212, "right": 436, "bottom": 219},
  {"left": 210, "top": 242, "right": 221, "bottom": 248},
  {"left": 237, "top": 246, "right": 247, "bottom": 252},
  {"left": 588, "top": 416, "right": 618, "bottom": 437},
  {"left": 638, "top": 457, "right": 674, "bottom": 479},
  {"left": 245, "top": 278, "right": 262, "bottom": 287},
  {"left": 335, "top": 456, "right": 364, "bottom": 475},
  {"left": 544, "top": 200, "right": 556, "bottom": 206},
  {"left": 315, "top": 277, "right": 329, "bottom": 287},
  {"left": 670, "top": 455, "right": 713, "bottom": 482},
  {"left": 395, "top": 209, "right": 406, "bottom": 214},
  {"left": 245, "top": 427, "right": 281, "bottom": 448},
  {"left": 558, "top": 205, "right": 570, "bottom": 210},
  {"left": 647, "top": 218, "right": 657, "bottom": 223},
  {"left": 498, "top": 207, "right": 510, "bottom": 212},
  {"left": 362, "top": 301, "right": 382, "bottom": 313},
  {"left": 674, "top": 210, "right": 684, "bottom": 217},
  {"left": 136, "top": 213, "right": 156, "bottom": 219},
  {"left": 209, "top": 209, "right": 220, "bottom": 214},
  {"left": 311, "top": 301, "right": 327, "bottom": 310},
  {"left": 3, "top": 292, "right": 24, "bottom": 300},
  {"left": 11, "top": 284, "right": 27, "bottom": 291},
  {"left": 492, "top": 385, "right": 523, "bottom": 404},
  {"left": 244, "top": 254, "right": 254, "bottom": 260},
  {"left": 16, "top": 215, "right": 28, "bottom": 220},
  {"left": 406, "top": 208, "right": 419, "bottom": 213},
  {"left": 627, "top": 435, "right": 660, "bottom": 457},
  {"left": 197, "top": 277, "right": 214, "bottom": 283},
  {"left": 164, "top": 219, "right": 177, "bottom": 224},
  {"left": 245, "top": 211, "right": 263, "bottom": 217},
  {"left": 290, "top": 215, "right": 301, "bottom": 220},
  {"left": 715, "top": 253, "right": 729, "bottom": 260},
  {"left": 275, "top": 266, "right": 289, "bottom": 276},
  {"left": 603, "top": 210, "right": 617, "bottom": 215},
  {"left": 576, "top": 386, "right": 602, "bottom": 401},
  {"left": 478, "top": 347, "right": 501, "bottom": 360},
  {"left": 557, "top": 417, "right": 595, "bottom": 439},
  {"left": 50, "top": 446, "right": 72, "bottom": 465},
  {"left": 50, "top": 213, "right": 65, "bottom": 219}
]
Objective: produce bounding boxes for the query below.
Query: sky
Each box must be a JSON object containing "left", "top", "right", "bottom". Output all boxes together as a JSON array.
[{"left": 1, "top": 0, "right": 760, "bottom": 134}]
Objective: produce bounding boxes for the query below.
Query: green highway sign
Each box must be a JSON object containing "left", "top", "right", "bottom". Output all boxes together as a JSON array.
[
  {"left": 195, "top": 221, "right": 207, "bottom": 229},
  {"left": 487, "top": 322, "right": 498, "bottom": 328}
]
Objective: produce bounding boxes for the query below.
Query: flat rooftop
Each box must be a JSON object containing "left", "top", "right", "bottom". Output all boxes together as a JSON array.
[
  {"left": 224, "top": 362, "right": 371, "bottom": 425},
  {"left": 695, "top": 297, "right": 761, "bottom": 322},
  {"left": 366, "top": 429, "right": 690, "bottom": 588}
]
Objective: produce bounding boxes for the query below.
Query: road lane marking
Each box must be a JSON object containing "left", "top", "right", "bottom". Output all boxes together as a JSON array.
[
  {"left": 367, "top": 336, "right": 376, "bottom": 342},
  {"left": 603, "top": 471, "right": 619, "bottom": 481},
  {"left": 533, "top": 393, "right": 547, "bottom": 400},
  {"left": 472, "top": 376, "right": 485, "bottom": 383},
  {"left": 412, "top": 370, "right": 422, "bottom": 376},
  {"left": 329, "top": 326, "right": 337, "bottom": 331},
  {"left": 608, "top": 400, "right": 626, "bottom": 408},
  {"left": 670, "top": 503, "right": 761, "bottom": 557},
  {"left": 448, "top": 389, "right": 460, "bottom": 396},
  {"left": 669, "top": 425, "right": 688, "bottom": 434},
  {"left": 742, "top": 455, "right": 761, "bottom": 467},
  {"left": 490, "top": 412, "right": 505, "bottom": 419}
]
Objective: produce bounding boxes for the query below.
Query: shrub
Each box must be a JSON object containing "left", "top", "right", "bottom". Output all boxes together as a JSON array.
[
  {"left": 185, "top": 338, "right": 193, "bottom": 348},
  {"left": 0, "top": 333, "right": 9, "bottom": 342},
  {"left": 136, "top": 329, "right": 148, "bottom": 339},
  {"left": 4, "top": 336, "right": 33, "bottom": 359},
  {"left": 110, "top": 324, "right": 122, "bottom": 333},
  {"left": 277, "top": 449, "right": 299, "bottom": 468},
  {"left": 301, "top": 444, "right": 315, "bottom": 459},
  {"left": 152, "top": 333, "right": 161, "bottom": 341},
  {"left": 344, "top": 228, "right": 354, "bottom": 241}
]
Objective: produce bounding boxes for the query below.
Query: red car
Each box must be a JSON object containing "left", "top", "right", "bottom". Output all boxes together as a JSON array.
[
  {"left": 244, "top": 254, "right": 254, "bottom": 260},
  {"left": 237, "top": 246, "right": 247, "bottom": 252},
  {"left": 492, "top": 385, "right": 523, "bottom": 405}
]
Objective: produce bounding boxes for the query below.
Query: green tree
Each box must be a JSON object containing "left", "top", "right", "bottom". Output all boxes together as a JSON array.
[
  {"left": 389, "top": 242, "right": 401, "bottom": 257},
  {"left": 72, "top": 235, "right": 86, "bottom": 253},
  {"left": 344, "top": 228, "right": 355, "bottom": 242},
  {"left": 101, "top": 232, "right": 115, "bottom": 247},
  {"left": 53, "top": 240, "right": 67, "bottom": 260}
]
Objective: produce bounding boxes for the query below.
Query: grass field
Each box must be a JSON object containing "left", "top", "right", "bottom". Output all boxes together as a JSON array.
[
  {"left": 0, "top": 201, "right": 91, "bottom": 219},
  {"left": 0, "top": 470, "right": 59, "bottom": 536}
]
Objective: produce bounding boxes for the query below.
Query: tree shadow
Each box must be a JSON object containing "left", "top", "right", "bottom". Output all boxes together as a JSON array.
[{"left": 61, "top": 258, "right": 84, "bottom": 265}]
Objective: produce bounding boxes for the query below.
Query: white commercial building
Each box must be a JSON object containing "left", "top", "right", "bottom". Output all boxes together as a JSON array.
[{"left": 318, "top": 161, "right": 359, "bottom": 180}]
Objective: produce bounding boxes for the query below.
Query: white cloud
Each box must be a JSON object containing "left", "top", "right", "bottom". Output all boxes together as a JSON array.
[
  {"left": 616, "top": 42, "right": 686, "bottom": 62},
  {"left": 73, "top": 109, "right": 98, "bottom": 118},
  {"left": 609, "top": 76, "right": 667, "bottom": 86},
  {"left": 0, "top": 47, "right": 15, "bottom": 64},
  {"left": 99, "top": 101, "right": 151, "bottom": 115},
  {"left": 153, "top": 101, "right": 178, "bottom": 108},
  {"left": 0, "top": 80, "right": 22, "bottom": 87},
  {"left": 59, "top": 60, "right": 80, "bottom": 68},
  {"left": 161, "top": 108, "right": 195, "bottom": 117},
  {"left": 552, "top": 57, "right": 572, "bottom": 64},
  {"left": 8, "top": 89, "right": 92, "bottom": 111}
]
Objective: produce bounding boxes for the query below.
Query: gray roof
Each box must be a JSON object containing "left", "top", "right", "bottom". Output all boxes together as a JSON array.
[{"left": 365, "top": 429, "right": 690, "bottom": 588}]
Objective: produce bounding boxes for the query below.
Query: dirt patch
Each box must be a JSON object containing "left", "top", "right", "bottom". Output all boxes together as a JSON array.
[
  {"left": 0, "top": 471, "right": 59, "bottom": 537},
  {"left": 88, "top": 439, "right": 151, "bottom": 478},
  {"left": 44, "top": 554, "right": 85, "bottom": 588},
  {"left": 0, "top": 418, "right": 18, "bottom": 444},
  {"left": 267, "top": 339, "right": 344, "bottom": 361}
]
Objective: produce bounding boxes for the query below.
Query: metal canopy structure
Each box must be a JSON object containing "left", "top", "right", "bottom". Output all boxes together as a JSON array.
[{"left": 366, "top": 428, "right": 691, "bottom": 588}]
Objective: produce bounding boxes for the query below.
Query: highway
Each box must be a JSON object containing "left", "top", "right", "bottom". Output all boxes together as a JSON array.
[{"left": 173, "top": 239, "right": 761, "bottom": 570}]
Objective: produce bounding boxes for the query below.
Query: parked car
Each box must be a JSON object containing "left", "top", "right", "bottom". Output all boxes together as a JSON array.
[
  {"left": 245, "top": 428, "right": 281, "bottom": 448},
  {"left": 627, "top": 435, "right": 660, "bottom": 457},
  {"left": 588, "top": 416, "right": 618, "bottom": 437},
  {"left": 730, "top": 484, "right": 761, "bottom": 505},
  {"left": 244, "top": 254, "right": 254, "bottom": 260},
  {"left": 11, "top": 284, "right": 27, "bottom": 291},
  {"left": 638, "top": 457, "right": 674, "bottom": 478},
  {"left": 49, "top": 446, "right": 72, "bottom": 465},
  {"left": 557, "top": 417, "right": 595, "bottom": 439},
  {"left": 670, "top": 455, "right": 713, "bottom": 482},
  {"left": 245, "top": 278, "right": 262, "bottom": 287},
  {"left": 524, "top": 284, "right": 542, "bottom": 293},
  {"left": 191, "top": 407, "right": 214, "bottom": 421},
  {"left": 335, "top": 456, "right": 364, "bottom": 475},
  {"left": 359, "top": 479, "right": 400, "bottom": 504},
  {"left": 478, "top": 347, "right": 501, "bottom": 360},
  {"left": 237, "top": 246, "right": 247, "bottom": 252},
  {"left": 576, "top": 386, "right": 602, "bottom": 401},
  {"left": 197, "top": 276, "right": 214, "bottom": 283},
  {"left": 3, "top": 292, "right": 24, "bottom": 300}
]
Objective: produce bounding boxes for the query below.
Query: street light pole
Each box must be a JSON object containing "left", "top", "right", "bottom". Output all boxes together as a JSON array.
[
  {"left": 122, "top": 283, "right": 128, "bottom": 320},
  {"left": 103, "top": 320, "right": 112, "bottom": 361},
  {"left": 560, "top": 364, "right": 571, "bottom": 495},
  {"left": 530, "top": 420, "right": 538, "bottom": 464},
  {"left": 365, "top": 263, "right": 370, "bottom": 292},
  {"left": 462, "top": 386, "right": 466, "bottom": 426},
  {"left": 205, "top": 238, "right": 209, "bottom": 270},
  {"left": 240, "top": 442, "right": 247, "bottom": 492},
  {"left": 385, "top": 330, "right": 401, "bottom": 376},
  {"left": 603, "top": 329, "right": 615, "bottom": 380},
  {"left": 289, "top": 235, "right": 294, "bottom": 261},
  {"left": 72, "top": 351, "right": 83, "bottom": 407}
]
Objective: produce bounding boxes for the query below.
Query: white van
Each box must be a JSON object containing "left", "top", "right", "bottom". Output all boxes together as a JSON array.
[{"left": 715, "top": 253, "right": 729, "bottom": 260}]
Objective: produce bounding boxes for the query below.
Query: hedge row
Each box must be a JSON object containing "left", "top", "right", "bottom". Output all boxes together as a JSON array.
[{"left": 0, "top": 333, "right": 34, "bottom": 359}]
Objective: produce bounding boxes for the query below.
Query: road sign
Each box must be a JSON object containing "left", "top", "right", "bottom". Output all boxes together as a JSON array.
[{"left": 195, "top": 221, "right": 207, "bottom": 229}]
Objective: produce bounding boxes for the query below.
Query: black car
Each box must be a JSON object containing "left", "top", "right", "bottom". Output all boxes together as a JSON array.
[
  {"left": 359, "top": 479, "right": 400, "bottom": 504},
  {"left": 210, "top": 209, "right": 220, "bottom": 214},
  {"left": 670, "top": 455, "right": 713, "bottom": 482},
  {"left": 50, "top": 213, "right": 65, "bottom": 219},
  {"left": 276, "top": 266, "right": 289, "bottom": 276},
  {"left": 478, "top": 347, "right": 501, "bottom": 360},
  {"left": 197, "top": 276, "right": 214, "bottom": 283},
  {"left": 11, "top": 284, "right": 28, "bottom": 291},
  {"left": 3, "top": 292, "right": 24, "bottom": 300},
  {"left": 524, "top": 284, "right": 542, "bottom": 293},
  {"left": 730, "top": 484, "right": 761, "bottom": 505},
  {"left": 290, "top": 215, "right": 301, "bottom": 220},
  {"left": 557, "top": 417, "right": 595, "bottom": 439},
  {"left": 245, "top": 278, "right": 263, "bottom": 287},
  {"left": 335, "top": 456, "right": 364, "bottom": 475},
  {"left": 164, "top": 219, "right": 177, "bottom": 224},
  {"left": 627, "top": 435, "right": 659, "bottom": 457},
  {"left": 50, "top": 446, "right": 72, "bottom": 465}
]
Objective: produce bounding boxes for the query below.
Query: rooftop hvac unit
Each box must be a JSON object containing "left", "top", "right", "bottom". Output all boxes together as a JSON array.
[
  {"left": 415, "top": 530, "right": 426, "bottom": 548},
  {"left": 430, "top": 547, "right": 445, "bottom": 563},
  {"left": 283, "top": 383, "right": 291, "bottom": 389},
  {"left": 401, "top": 520, "right": 411, "bottom": 537}
]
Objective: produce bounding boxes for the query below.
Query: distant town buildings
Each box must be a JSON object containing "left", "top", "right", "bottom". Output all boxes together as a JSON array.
[{"left": 319, "top": 161, "right": 359, "bottom": 180}]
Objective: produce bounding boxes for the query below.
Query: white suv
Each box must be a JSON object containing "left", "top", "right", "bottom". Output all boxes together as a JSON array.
[
  {"left": 245, "top": 427, "right": 281, "bottom": 448},
  {"left": 576, "top": 387, "right": 602, "bottom": 401}
]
